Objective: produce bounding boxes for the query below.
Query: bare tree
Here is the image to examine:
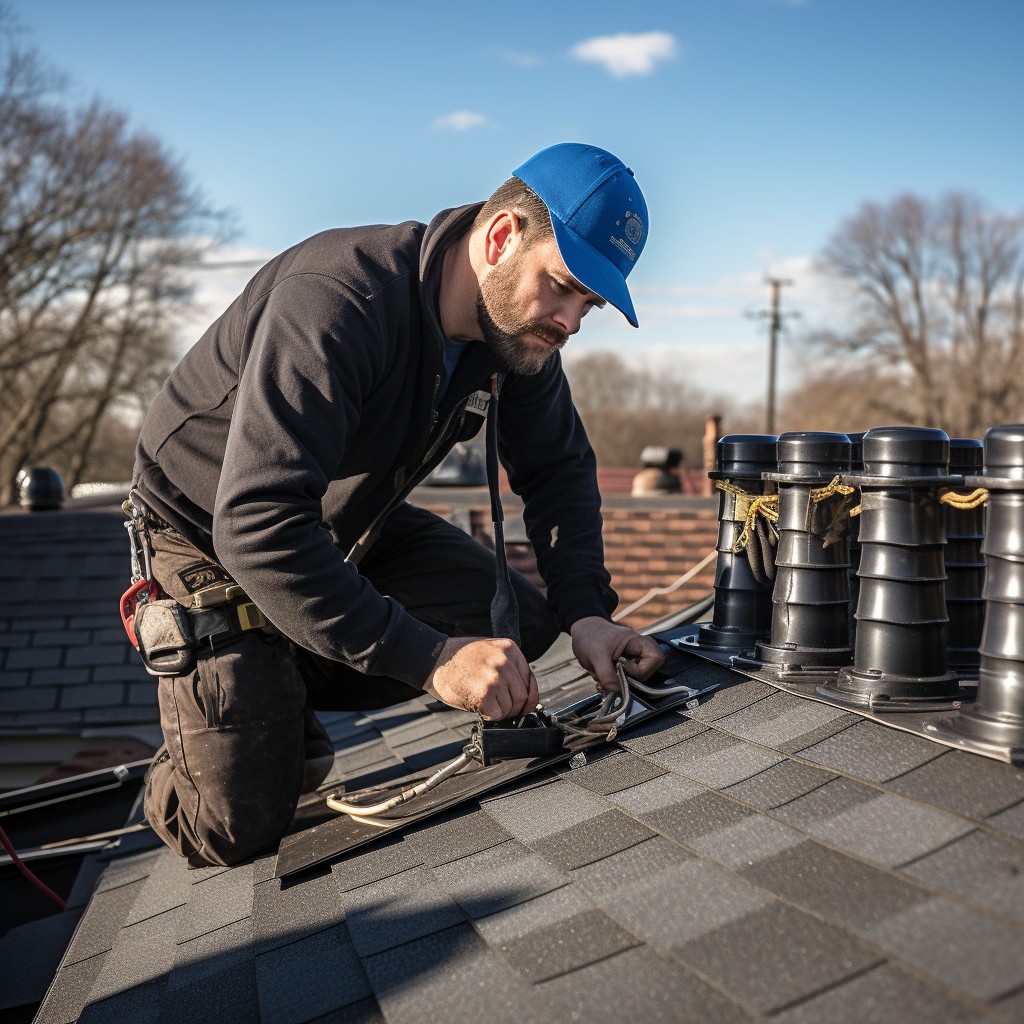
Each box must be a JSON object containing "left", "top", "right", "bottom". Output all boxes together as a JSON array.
[
  {"left": 814, "top": 192, "right": 1024, "bottom": 436},
  {"left": 0, "top": 25, "right": 230, "bottom": 502},
  {"left": 563, "top": 351, "right": 742, "bottom": 467}
]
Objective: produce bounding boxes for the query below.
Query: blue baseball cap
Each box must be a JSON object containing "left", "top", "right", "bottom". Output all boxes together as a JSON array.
[{"left": 514, "top": 143, "right": 648, "bottom": 328}]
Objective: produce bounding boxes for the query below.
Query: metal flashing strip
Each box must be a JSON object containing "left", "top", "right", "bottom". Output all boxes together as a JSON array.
[
  {"left": 274, "top": 649, "right": 726, "bottom": 879},
  {"left": 667, "top": 622, "right": 1024, "bottom": 766}
]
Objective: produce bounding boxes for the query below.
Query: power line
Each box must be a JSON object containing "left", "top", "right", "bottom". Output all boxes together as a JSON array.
[{"left": 750, "top": 278, "right": 798, "bottom": 435}]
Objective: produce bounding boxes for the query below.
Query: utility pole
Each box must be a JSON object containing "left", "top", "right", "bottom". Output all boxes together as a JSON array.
[{"left": 756, "top": 277, "right": 795, "bottom": 436}]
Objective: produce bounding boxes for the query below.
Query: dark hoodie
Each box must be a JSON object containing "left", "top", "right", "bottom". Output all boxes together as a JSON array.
[{"left": 133, "top": 204, "right": 615, "bottom": 687}]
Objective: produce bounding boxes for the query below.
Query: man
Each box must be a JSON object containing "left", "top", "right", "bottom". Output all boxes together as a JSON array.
[{"left": 131, "top": 142, "right": 665, "bottom": 867}]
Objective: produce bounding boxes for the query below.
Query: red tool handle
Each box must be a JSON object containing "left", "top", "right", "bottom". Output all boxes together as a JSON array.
[{"left": 120, "top": 578, "right": 158, "bottom": 649}]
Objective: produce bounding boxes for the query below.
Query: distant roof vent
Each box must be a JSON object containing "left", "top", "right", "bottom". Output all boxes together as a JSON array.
[
  {"left": 426, "top": 444, "right": 486, "bottom": 487},
  {"left": 17, "top": 466, "right": 65, "bottom": 511},
  {"left": 632, "top": 446, "right": 683, "bottom": 496}
]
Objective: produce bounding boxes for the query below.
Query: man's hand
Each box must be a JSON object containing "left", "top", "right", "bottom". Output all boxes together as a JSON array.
[
  {"left": 425, "top": 636, "right": 539, "bottom": 721},
  {"left": 570, "top": 616, "right": 665, "bottom": 694}
]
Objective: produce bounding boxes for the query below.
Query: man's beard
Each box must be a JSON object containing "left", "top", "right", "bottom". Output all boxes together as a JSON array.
[{"left": 476, "top": 261, "right": 566, "bottom": 375}]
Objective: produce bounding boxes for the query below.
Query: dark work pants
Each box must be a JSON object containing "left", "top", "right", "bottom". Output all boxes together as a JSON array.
[{"left": 143, "top": 503, "right": 560, "bottom": 867}]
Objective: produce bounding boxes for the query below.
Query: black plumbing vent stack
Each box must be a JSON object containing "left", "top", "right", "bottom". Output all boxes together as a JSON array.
[
  {"left": 698, "top": 434, "right": 778, "bottom": 652},
  {"left": 752, "top": 431, "right": 854, "bottom": 676},
  {"left": 846, "top": 431, "right": 866, "bottom": 647},
  {"left": 928, "top": 425, "right": 1024, "bottom": 761},
  {"left": 819, "top": 426, "right": 961, "bottom": 710},
  {"left": 945, "top": 438, "right": 985, "bottom": 676}
]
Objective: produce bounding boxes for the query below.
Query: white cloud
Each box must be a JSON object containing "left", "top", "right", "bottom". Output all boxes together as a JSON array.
[
  {"left": 570, "top": 31, "right": 677, "bottom": 78},
  {"left": 431, "top": 110, "right": 489, "bottom": 132}
]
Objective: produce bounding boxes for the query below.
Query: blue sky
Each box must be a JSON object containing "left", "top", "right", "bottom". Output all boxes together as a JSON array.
[{"left": 8, "top": 0, "right": 1023, "bottom": 405}]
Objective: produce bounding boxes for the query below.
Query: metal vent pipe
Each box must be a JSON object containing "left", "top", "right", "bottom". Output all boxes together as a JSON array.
[
  {"left": 945, "top": 438, "right": 985, "bottom": 677},
  {"left": 929, "top": 425, "right": 1024, "bottom": 760},
  {"left": 846, "top": 431, "right": 865, "bottom": 648},
  {"left": 698, "top": 434, "right": 778, "bottom": 652},
  {"left": 820, "top": 426, "right": 961, "bottom": 709},
  {"left": 754, "top": 431, "right": 853, "bottom": 675}
]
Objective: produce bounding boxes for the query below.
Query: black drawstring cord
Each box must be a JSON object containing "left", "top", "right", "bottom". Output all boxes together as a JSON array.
[{"left": 485, "top": 373, "right": 521, "bottom": 647}]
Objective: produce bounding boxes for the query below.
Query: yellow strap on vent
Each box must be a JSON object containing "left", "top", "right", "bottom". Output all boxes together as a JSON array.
[
  {"left": 734, "top": 494, "right": 779, "bottom": 553},
  {"left": 939, "top": 487, "right": 990, "bottom": 510},
  {"left": 810, "top": 475, "right": 856, "bottom": 503}
]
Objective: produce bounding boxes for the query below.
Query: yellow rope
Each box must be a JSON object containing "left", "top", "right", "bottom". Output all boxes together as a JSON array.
[
  {"left": 809, "top": 475, "right": 856, "bottom": 503},
  {"left": 714, "top": 478, "right": 756, "bottom": 521},
  {"left": 939, "top": 487, "right": 990, "bottom": 510},
  {"left": 733, "top": 494, "right": 779, "bottom": 552}
]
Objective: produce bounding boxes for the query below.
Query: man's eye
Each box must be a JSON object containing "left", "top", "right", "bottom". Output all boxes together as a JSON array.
[{"left": 551, "top": 278, "right": 570, "bottom": 293}]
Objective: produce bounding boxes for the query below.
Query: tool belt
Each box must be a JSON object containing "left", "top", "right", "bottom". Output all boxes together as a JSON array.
[
  {"left": 122, "top": 491, "right": 270, "bottom": 677},
  {"left": 134, "top": 584, "right": 270, "bottom": 678}
]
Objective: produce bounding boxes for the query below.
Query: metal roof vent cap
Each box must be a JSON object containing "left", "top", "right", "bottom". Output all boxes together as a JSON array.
[
  {"left": 819, "top": 426, "right": 962, "bottom": 711},
  {"left": 845, "top": 431, "right": 867, "bottom": 647},
  {"left": 747, "top": 431, "right": 854, "bottom": 677},
  {"left": 16, "top": 466, "right": 65, "bottom": 511},
  {"left": 945, "top": 439, "right": 986, "bottom": 676},
  {"left": 698, "top": 434, "right": 778, "bottom": 652},
  {"left": 928, "top": 424, "right": 1024, "bottom": 760}
]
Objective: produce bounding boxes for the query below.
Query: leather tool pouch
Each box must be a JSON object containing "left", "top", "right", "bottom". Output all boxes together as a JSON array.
[{"left": 135, "top": 599, "right": 197, "bottom": 677}]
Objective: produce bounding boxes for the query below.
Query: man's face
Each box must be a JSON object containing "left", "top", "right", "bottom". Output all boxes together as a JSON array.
[{"left": 477, "top": 235, "right": 605, "bottom": 375}]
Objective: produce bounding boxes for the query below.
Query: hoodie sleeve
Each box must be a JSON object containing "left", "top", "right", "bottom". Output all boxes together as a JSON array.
[
  {"left": 497, "top": 356, "right": 617, "bottom": 629},
  {"left": 211, "top": 273, "right": 448, "bottom": 686}
]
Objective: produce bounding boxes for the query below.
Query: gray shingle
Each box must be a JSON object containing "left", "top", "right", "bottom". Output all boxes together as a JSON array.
[
  {"left": 169, "top": 916, "right": 253, "bottom": 991},
  {"left": 471, "top": 883, "right": 596, "bottom": 945},
  {"left": 252, "top": 871, "right": 347, "bottom": 955},
  {"left": 496, "top": 908, "right": 639, "bottom": 981},
  {"left": 712, "top": 690, "right": 853, "bottom": 749},
  {"left": 157, "top": 960, "right": 258, "bottom": 1024},
  {"left": 482, "top": 777, "right": 610, "bottom": 843},
  {"left": 340, "top": 864, "right": 467, "bottom": 955},
  {"left": 616, "top": 712, "right": 709, "bottom": 755},
  {"left": 63, "top": 877, "right": 145, "bottom": 965},
  {"left": 685, "top": 680, "right": 777, "bottom": 722},
  {"left": 787, "top": 790, "right": 975, "bottom": 867},
  {"left": 363, "top": 924, "right": 545, "bottom": 1024},
  {"left": 686, "top": 812, "right": 805, "bottom": 869},
  {"left": 863, "top": 897, "right": 1024, "bottom": 1000},
  {"left": 674, "top": 902, "right": 882, "bottom": 1014},
  {"left": 255, "top": 924, "right": 373, "bottom": 1024},
  {"left": 87, "top": 911, "right": 176, "bottom": 1003},
  {"left": 431, "top": 840, "right": 569, "bottom": 919},
  {"left": 33, "top": 950, "right": 107, "bottom": 1024},
  {"left": 402, "top": 807, "right": 511, "bottom": 867},
  {"left": 59, "top": 683, "right": 125, "bottom": 709},
  {"left": 742, "top": 839, "right": 932, "bottom": 929},
  {"left": 1, "top": 684, "right": 58, "bottom": 710},
  {"left": 887, "top": 751, "right": 1024, "bottom": 820},
  {"left": 649, "top": 728, "right": 784, "bottom": 788},
  {"left": 990, "top": 799, "right": 1024, "bottom": 841},
  {"left": 562, "top": 747, "right": 668, "bottom": 794},
  {"left": 771, "top": 963, "right": 989, "bottom": 1024},
  {"left": 723, "top": 759, "right": 836, "bottom": 809},
  {"left": 903, "top": 830, "right": 1024, "bottom": 923},
  {"left": 643, "top": 789, "right": 756, "bottom": 846},
  {"left": 176, "top": 863, "right": 254, "bottom": 943},
  {"left": 329, "top": 834, "right": 424, "bottom": 892},
  {"left": 540, "top": 946, "right": 762, "bottom": 1024},
  {"left": 579, "top": 856, "right": 774, "bottom": 950},
  {"left": 76, "top": 978, "right": 163, "bottom": 1024},
  {"left": 772, "top": 775, "right": 883, "bottom": 829},
  {"left": 121, "top": 851, "right": 192, "bottom": 925},
  {"left": 606, "top": 771, "right": 704, "bottom": 815},
  {"left": 796, "top": 719, "right": 946, "bottom": 781},
  {"left": 531, "top": 808, "right": 657, "bottom": 870}
]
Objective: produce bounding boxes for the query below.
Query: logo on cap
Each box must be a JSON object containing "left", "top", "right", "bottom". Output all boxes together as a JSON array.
[{"left": 624, "top": 213, "right": 644, "bottom": 245}]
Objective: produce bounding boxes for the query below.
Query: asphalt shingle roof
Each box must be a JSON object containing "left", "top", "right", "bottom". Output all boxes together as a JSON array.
[{"left": 24, "top": 642, "right": 1024, "bottom": 1024}]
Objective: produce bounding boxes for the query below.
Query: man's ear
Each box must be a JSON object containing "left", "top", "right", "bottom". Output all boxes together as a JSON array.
[{"left": 483, "top": 210, "right": 522, "bottom": 267}]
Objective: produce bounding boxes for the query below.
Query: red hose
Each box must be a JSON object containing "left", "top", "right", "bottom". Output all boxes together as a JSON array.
[{"left": 0, "top": 822, "right": 66, "bottom": 910}]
